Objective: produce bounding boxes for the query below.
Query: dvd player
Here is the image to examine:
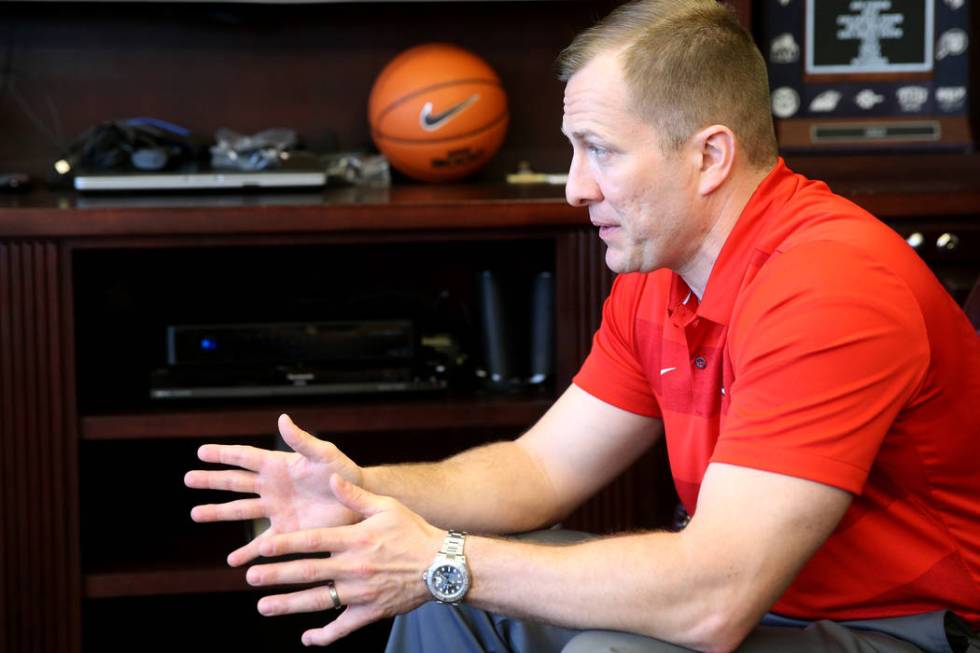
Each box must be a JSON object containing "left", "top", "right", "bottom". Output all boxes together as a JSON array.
[
  {"left": 166, "top": 320, "right": 415, "bottom": 367},
  {"left": 151, "top": 319, "right": 448, "bottom": 400},
  {"left": 149, "top": 364, "right": 446, "bottom": 400}
]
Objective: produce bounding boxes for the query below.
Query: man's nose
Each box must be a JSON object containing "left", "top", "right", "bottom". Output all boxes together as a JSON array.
[{"left": 565, "top": 152, "right": 602, "bottom": 207}]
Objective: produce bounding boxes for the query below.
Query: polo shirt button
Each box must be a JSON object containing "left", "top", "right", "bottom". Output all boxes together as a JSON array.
[{"left": 694, "top": 356, "right": 707, "bottom": 369}]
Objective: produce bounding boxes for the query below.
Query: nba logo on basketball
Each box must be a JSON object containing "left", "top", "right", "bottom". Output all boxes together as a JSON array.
[{"left": 368, "top": 43, "right": 509, "bottom": 182}]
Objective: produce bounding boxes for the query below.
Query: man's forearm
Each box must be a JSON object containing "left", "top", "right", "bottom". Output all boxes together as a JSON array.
[
  {"left": 361, "top": 440, "right": 564, "bottom": 534},
  {"left": 454, "top": 463, "right": 851, "bottom": 653},
  {"left": 359, "top": 385, "right": 665, "bottom": 535},
  {"left": 463, "top": 531, "right": 742, "bottom": 653}
]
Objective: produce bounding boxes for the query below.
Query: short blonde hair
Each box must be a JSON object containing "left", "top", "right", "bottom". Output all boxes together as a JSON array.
[{"left": 557, "top": 0, "right": 777, "bottom": 168}]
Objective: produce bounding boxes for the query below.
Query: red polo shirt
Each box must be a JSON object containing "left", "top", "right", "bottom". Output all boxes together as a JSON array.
[{"left": 574, "top": 159, "right": 980, "bottom": 625}]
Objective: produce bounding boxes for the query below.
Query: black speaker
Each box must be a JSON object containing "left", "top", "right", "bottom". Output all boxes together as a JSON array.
[
  {"left": 477, "top": 270, "right": 512, "bottom": 388},
  {"left": 528, "top": 271, "right": 554, "bottom": 386},
  {"left": 477, "top": 269, "right": 554, "bottom": 391}
]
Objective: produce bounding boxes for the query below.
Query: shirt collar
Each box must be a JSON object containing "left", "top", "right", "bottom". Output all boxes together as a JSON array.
[{"left": 667, "top": 274, "right": 699, "bottom": 328}]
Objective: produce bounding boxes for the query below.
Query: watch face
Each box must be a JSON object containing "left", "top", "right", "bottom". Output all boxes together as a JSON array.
[
  {"left": 433, "top": 565, "right": 463, "bottom": 594},
  {"left": 427, "top": 561, "right": 469, "bottom": 602}
]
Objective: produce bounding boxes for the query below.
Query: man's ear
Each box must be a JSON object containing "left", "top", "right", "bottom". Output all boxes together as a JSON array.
[{"left": 692, "top": 125, "right": 736, "bottom": 196}]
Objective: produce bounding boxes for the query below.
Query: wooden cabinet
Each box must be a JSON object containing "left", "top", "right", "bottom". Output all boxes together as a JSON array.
[
  {"left": 1, "top": 186, "right": 678, "bottom": 652},
  {"left": 4, "top": 177, "right": 979, "bottom": 652}
]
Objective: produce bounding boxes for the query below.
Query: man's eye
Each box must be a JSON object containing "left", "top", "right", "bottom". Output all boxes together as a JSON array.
[{"left": 588, "top": 144, "right": 610, "bottom": 158}]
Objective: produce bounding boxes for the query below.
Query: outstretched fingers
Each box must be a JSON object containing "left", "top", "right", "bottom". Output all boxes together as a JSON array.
[
  {"left": 330, "top": 473, "right": 390, "bottom": 518},
  {"left": 248, "top": 555, "right": 339, "bottom": 587},
  {"left": 258, "top": 583, "right": 344, "bottom": 616},
  {"left": 259, "top": 525, "right": 355, "bottom": 558},
  {"left": 257, "top": 582, "right": 374, "bottom": 619},
  {"left": 190, "top": 497, "right": 266, "bottom": 524},
  {"left": 227, "top": 528, "right": 274, "bottom": 568},
  {"left": 301, "top": 605, "right": 382, "bottom": 647},
  {"left": 278, "top": 414, "right": 342, "bottom": 463},
  {"left": 197, "top": 443, "right": 270, "bottom": 472},
  {"left": 184, "top": 469, "right": 257, "bottom": 494}
]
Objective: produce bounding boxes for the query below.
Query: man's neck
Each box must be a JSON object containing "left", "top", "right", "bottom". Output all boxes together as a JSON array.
[{"left": 678, "top": 164, "right": 772, "bottom": 300}]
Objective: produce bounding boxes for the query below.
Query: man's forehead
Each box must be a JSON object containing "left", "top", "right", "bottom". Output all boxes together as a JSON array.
[
  {"left": 564, "top": 51, "right": 629, "bottom": 102},
  {"left": 562, "top": 53, "right": 633, "bottom": 135}
]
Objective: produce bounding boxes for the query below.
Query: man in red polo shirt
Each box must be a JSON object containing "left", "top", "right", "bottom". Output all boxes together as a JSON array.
[{"left": 185, "top": 1, "right": 980, "bottom": 651}]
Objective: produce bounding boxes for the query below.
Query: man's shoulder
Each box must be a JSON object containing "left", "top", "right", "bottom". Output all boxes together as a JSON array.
[
  {"left": 768, "top": 175, "right": 898, "bottom": 254},
  {"left": 725, "top": 237, "right": 935, "bottom": 378},
  {"left": 755, "top": 175, "right": 930, "bottom": 303},
  {"left": 729, "top": 164, "right": 921, "bottom": 303},
  {"left": 740, "top": 237, "right": 922, "bottom": 316}
]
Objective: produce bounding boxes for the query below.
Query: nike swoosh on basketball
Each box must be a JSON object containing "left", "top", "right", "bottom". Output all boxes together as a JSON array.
[
  {"left": 660, "top": 367, "right": 677, "bottom": 375},
  {"left": 419, "top": 94, "right": 480, "bottom": 131}
]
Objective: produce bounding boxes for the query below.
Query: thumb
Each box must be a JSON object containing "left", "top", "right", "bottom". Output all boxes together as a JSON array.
[
  {"left": 277, "top": 413, "right": 330, "bottom": 460},
  {"left": 330, "top": 473, "right": 388, "bottom": 518}
]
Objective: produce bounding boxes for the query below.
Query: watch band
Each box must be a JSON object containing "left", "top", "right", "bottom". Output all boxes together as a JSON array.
[
  {"left": 441, "top": 530, "right": 466, "bottom": 556},
  {"left": 423, "top": 529, "right": 471, "bottom": 604}
]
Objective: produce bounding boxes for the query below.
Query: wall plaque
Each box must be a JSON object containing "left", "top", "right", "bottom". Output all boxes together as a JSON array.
[{"left": 764, "top": 0, "right": 974, "bottom": 151}]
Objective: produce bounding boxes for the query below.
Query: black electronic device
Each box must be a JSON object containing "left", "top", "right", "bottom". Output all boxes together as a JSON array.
[
  {"left": 150, "top": 319, "right": 448, "bottom": 400},
  {"left": 478, "top": 271, "right": 512, "bottom": 388},
  {"left": 54, "top": 118, "right": 327, "bottom": 191},
  {"left": 476, "top": 270, "right": 555, "bottom": 391},
  {"left": 528, "top": 271, "right": 555, "bottom": 386},
  {"left": 165, "top": 320, "right": 415, "bottom": 367},
  {"left": 53, "top": 117, "right": 201, "bottom": 184},
  {"left": 763, "top": 0, "right": 975, "bottom": 151}
]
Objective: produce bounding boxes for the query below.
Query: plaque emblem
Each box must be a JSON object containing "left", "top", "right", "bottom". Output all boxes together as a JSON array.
[
  {"left": 809, "top": 90, "right": 843, "bottom": 113},
  {"left": 770, "top": 33, "right": 800, "bottom": 63},
  {"left": 772, "top": 87, "right": 801, "bottom": 118},
  {"left": 806, "top": 0, "right": 933, "bottom": 75},
  {"left": 855, "top": 89, "right": 886, "bottom": 110},
  {"left": 896, "top": 86, "right": 929, "bottom": 112},
  {"left": 837, "top": 1, "right": 905, "bottom": 68},
  {"left": 936, "top": 87, "right": 967, "bottom": 112},
  {"left": 936, "top": 29, "right": 969, "bottom": 60}
]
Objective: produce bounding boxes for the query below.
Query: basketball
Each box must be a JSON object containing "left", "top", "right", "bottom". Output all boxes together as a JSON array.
[{"left": 368, "top": 43, "right": 509, "bottom": 183}]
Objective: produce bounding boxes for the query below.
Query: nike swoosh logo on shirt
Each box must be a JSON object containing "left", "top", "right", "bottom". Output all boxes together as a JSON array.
[
  {"left": 660, "top": 367, "right": 677, "bottom": 375},
  {"left": 419, "top": 94, "right": 480, "bottom": 131}
]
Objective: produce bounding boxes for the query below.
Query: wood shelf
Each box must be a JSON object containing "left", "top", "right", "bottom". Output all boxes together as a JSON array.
[
  {"left": 0, "top": 184, "right": 583, "bottom": 239},
  {"left": 3, "top": 153, "right": 980, "bottom": 241},
  {"left": 84, "top": 564, "right": 249, "bottom": 599},
  {"left": 80, "top": 394, "right": 553, "bottom": 440}
]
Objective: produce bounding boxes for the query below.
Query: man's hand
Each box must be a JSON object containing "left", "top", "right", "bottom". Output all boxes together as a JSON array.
[
  {"left": 184, "top": 414, "right": 363, "bottom": 566},
  {"left": 245, "top": 474, "right": 443, "bottom": 647}
]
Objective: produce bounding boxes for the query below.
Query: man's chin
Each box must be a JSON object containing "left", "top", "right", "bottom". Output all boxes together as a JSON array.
[
  {"left": 603, "top": 250, "right": 632, "bottom": 275},
  {"left": 604, "top": 250, "right": 660, "bottom": 275}
]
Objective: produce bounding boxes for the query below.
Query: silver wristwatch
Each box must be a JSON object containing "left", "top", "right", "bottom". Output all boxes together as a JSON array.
[{"left": 423, "top": 530, "right": 471, "bottom": 604}]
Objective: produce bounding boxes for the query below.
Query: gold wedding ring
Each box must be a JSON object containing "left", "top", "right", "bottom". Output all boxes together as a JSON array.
[{"left": 327, "top": 580, "right": 343, "bottom": 610}]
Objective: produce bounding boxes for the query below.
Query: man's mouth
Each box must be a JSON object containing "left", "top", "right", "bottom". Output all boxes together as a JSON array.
[{"left": 592, "top": 221, "right": 619, "bottom": 238}]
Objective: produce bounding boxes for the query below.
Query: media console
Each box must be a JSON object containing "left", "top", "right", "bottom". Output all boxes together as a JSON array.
[{"left": 0, "top": 184, "right": 681, "bottom": 653}]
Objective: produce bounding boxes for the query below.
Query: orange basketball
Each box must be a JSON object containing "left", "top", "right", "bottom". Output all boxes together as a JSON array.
[{"left": 368, "top": 43, "right": 509, "bottom": 183}]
